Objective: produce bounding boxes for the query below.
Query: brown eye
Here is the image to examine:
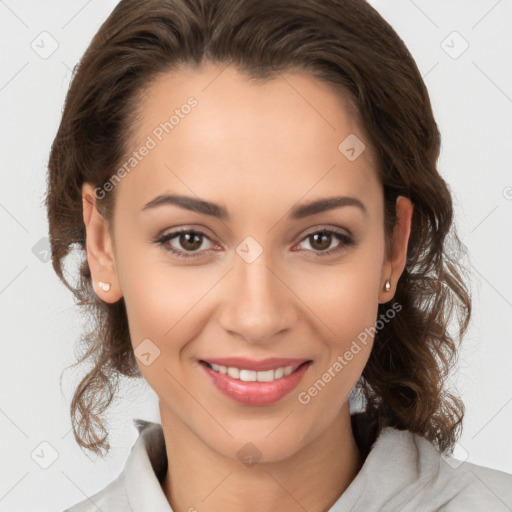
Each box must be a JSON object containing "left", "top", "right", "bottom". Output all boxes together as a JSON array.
[
  {"left": 309, "top": 232, "right": 334, "bottom": 251},
  {"left": 297, "top": 229, "right": 354, "bottom": 256},
  {"left": 155, "top": 229, "right": 215, "bottom": 259},
  {"left": 178, "top": 232, "right": 203, "bottom": 251}
]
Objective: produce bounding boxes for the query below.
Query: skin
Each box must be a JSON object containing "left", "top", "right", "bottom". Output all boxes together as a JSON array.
[{"left": 82, "top": 62, "right": 413, "bottom": 512}]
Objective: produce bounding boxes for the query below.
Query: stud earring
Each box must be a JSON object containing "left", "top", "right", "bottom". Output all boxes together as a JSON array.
[
  {"left": 98, "top": 281, "right": 111, "bottom": 292},
  {"left": 384, "top": 279, "right": 391, "bottom": 292}
]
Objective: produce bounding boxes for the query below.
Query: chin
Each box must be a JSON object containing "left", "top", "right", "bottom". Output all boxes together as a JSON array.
[{"left": 202, "top": 418, "right": 318, "bottom": 466}]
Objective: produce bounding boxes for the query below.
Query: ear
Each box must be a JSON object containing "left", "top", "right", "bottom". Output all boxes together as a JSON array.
[
  {"left": 82, "top": 183, "right": 122, "bottom": 303},
  {"left": 378, "top": 195, "right": 413, "bottom": 303}
]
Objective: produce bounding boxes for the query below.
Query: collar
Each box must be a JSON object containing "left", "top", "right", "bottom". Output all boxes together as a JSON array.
[
  {"left": 124, "top": 419, "right": 172, "bottom": 511},
  {"left": 121, "top": 418, "right": 493, "bottom": 512}
]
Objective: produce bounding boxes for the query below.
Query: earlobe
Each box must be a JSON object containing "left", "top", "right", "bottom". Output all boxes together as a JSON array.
[
  {"left": 82, "top": 183, "right": 122, "bottom": 303},
  {"left": 378, "top": 195, "right": 413, "bottom": 303}
]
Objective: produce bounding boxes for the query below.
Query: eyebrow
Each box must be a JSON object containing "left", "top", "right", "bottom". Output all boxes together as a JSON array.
[{"left": 141, "top": 194, "right": 367, "bottom": 219}]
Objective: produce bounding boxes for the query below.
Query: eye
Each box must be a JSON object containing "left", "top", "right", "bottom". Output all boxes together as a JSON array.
[
  {"left": 295, "top": 229, "right": 354, "bottom": 256},
  {"left": 154, "top": 229, "right": 216, "bottom": 259},
  {"left": 154, "top": 227, "right": 354, "bottom": 260}
]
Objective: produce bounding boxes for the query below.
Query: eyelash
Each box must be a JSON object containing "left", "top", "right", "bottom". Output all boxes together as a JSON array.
[{"left": 154, "top": 228, "right": 354, "bottom": 259}]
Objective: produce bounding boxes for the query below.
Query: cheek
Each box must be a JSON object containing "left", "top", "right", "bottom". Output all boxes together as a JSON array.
[
  {"left": 302, "top": 250, "right": 384, "bottom": 344},
  {"left": 116, "top": 241, "right": 224, "bottom": 378},
  {"left": 293, "top": 267, "right": 381, "bottom": 435},
  {"left": 294, "top": 240, "right": 384, "bottom": 396},
  {"left": 309, "top": 270, "right": 379, "bottom": 376},
  {"left": 118, "top": 263, "right": 211, "bottom": 396},
  {"left": 120, "top": 261, "right": 213, "bottom": 341}
]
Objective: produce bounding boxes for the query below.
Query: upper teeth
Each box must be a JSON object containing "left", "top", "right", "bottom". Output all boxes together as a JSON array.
[{"left": 209, "top": 363, "right": 298, "bottom": 382}]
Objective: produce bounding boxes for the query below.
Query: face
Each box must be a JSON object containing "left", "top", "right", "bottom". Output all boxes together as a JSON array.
[{"left": 83, "top": 62, "right": 411, "bottom": 463}]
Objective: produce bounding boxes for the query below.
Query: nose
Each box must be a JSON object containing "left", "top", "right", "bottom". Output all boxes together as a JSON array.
[{"left": 216, "top": 248, "right": 298, "bottom": 344}]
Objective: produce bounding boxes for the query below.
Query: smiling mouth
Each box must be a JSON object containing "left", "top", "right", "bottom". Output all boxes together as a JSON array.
[{"left": 199, "top": 360, "right": 311, "bottom": 383}]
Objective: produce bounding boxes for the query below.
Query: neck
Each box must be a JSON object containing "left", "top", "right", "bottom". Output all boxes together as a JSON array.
[{"left": 160, "top": 402, "right": 363, "bottom": 512}]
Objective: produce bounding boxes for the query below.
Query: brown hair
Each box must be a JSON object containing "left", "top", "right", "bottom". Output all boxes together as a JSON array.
[{"left": 46, "top": 0, "right": 471, "bottom": 457}]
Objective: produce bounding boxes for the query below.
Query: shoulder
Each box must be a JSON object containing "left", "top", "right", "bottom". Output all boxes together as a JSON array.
[
  {"left": 62, "top": 473, "right": 128, "bottom": 512},
  {"left": 379, "top": 429, "right": 512, "bottom": 510},
  {"left": 413, "top": 433, "right": 512, "bottom": 511},
  {"left": 334, "top": 426, "right": 512, "bottom": 512},
  {"left": 62, "top": 419, "right": 169, "bottom": 512}
]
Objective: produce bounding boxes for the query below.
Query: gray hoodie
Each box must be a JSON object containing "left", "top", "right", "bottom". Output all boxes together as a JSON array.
[{"left": 63, "top": 419, "right": 512, "bottom": 511}]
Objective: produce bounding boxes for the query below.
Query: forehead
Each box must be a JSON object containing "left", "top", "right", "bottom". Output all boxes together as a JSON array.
[{"left": 117, "top": 62, "right": 381, "bottom": 215}]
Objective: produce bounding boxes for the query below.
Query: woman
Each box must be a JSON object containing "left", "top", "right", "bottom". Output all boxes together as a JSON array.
[{"left": 46, "top": 0, "right": 512, "bottom": 510}]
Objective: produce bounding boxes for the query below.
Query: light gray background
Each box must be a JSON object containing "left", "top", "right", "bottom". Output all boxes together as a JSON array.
[{"left": 0, "top": 1, "right": 511, "bottom": 511}]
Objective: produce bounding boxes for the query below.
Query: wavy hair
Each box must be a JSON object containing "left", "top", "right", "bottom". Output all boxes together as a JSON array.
[{"left": 46, "top": 0, "right": 471, "bottom": 457}]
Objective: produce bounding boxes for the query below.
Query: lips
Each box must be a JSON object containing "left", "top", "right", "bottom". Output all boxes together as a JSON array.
[{"left": 198, "top": 357, "right": 312, "bottom": 406}]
